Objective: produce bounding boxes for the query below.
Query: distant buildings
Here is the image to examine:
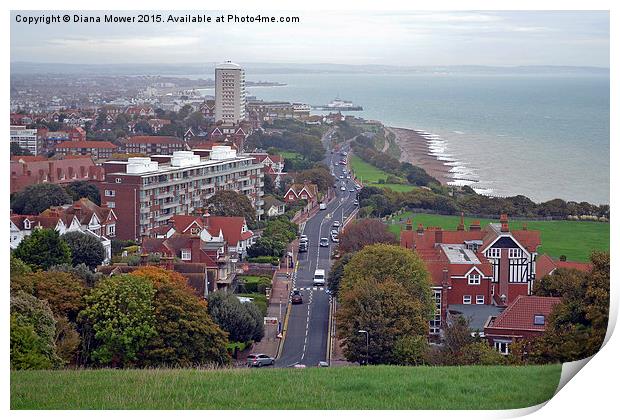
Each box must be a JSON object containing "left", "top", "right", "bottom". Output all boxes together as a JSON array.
[
  {"left": 284, "top": 183, "right": 319, "bottom": 207},
  {"left": 123, "top": 136, "right": 187, "bottom": 155},
  {"left": 54, "top": 140, "right": 118, "bottom": 160},
  {"left": 215, "top": 61, "right": 246, "bottom": 124},
  {"left": 10, "top": 125, "right": 38, "bottom": 155},
  {"left": 99, "top": 147, "right": 264, "bottom": 241}
]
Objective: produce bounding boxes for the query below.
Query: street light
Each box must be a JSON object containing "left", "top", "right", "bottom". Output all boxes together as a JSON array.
[{"left": 358, "top": 330, "right": 369, "bottom": 365}]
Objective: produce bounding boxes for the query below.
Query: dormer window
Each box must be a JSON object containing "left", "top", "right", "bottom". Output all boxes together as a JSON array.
[
  {"left": 533, "top": 315, "right": 545, "bottom": 326},
  {"left": 181, "top": 249, "right": 192, "bottom": 261},
  {"left": 468, "top": 274, "right": 481, "bottom": 285},
  {"left": 190, "top": 227, "right": 200, "bottom": 235},
  {"left": 23, "top": 220, "right": 31, "bottom": 229}
]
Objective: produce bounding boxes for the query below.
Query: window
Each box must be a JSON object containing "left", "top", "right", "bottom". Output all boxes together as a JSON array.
[
  {"left": 106, "top": 201, "right": 115, "bottom": 208},
  {"left": 430, "top": 290, "right": 442, "bottom": 334},
  {"left": 509, "top": 248, "right": 522, "bottom": 258},
  {"left": 468, "top": 274, "right": 481, "bottom": 285},
  {"left": 488, "top": 248, "right": 500, "bottom": 258},
  {"left": 494, "top": 341, "right": 510, "bottom": 355},
  {"left": 181, "top": 249, "right": 191, "bottom": 261},
  {"left": 463, "top": 295, "right": 472, "bottom": 305},
  {"left": 107, "top": 225, "right": 115, "bottom": 236},
  {"left": 476, "top": 295, "right": 485, "bottom": 305},
  {"left": 190, "top": 227, "right": 200, "bottom": 235},
  {"left": 104, "top": 190, "right": 115, "bottom": 197},
  {"left": 534, "top": 315, "right": 545, "bottom": 325},
  {"left": 115, "top": 178, "right": 122, "bottom": 183}
]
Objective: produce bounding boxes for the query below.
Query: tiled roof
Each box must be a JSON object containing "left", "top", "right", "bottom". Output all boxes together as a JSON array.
[
  {"left": 488, "top": 295, "right": 561, "bottom": 331},
  {"left": 536, "top": 253, "right": 592, "bottom": 280},
  {"left": 126, "top": 136, "right": 184, "bottom": 145},
  {"left": 207, "top": 216, "right": 251, "bottom": 245},
  {"left": 56, "top": 141, "right": 118, "bottom": 149}
]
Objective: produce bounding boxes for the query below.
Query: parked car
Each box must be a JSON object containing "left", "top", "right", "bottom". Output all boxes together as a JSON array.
[
  {"left": 299, "top": 241, "right": 308, "bottom": 252},
  {"left": 247, "top": 354, "right": 275, "bottom": 367},
  {"left": 349, "top": 188, "right": 355, "bottom": 192},
  {"left": 333, "top": 221, "right": 341, "bottom": 228},
  {"left": 291, "top": 289, "right": 303, "bottom": 304},
  {"left": 319, "top": 203, "right": 327, "bottom": 210},
  {"left": 331, "top": 229, "right": 339, "bottom": 235},
  {"left": 340, "top": 186, "right": 346, "bottom": 191},
  {"left": 319, "top": 237, "right": 329, "bottom": 247},
  {"left": 300, "top": 234, "right": 308, "bottom": 242},
  {"left": 331, "top": 234, "right": 339, "bottom": 243},
  {"left": 353, "top": 199, "right": 359, "bottom": 206}
]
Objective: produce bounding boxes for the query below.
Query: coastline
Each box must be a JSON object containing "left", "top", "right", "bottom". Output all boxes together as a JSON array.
[{"left": 387, "top": 127, "right": 455, "bottom": 186}]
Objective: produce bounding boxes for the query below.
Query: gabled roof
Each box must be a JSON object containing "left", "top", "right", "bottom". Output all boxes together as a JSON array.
[
  {"left": 168, "top": 215, "right": 207, "bottom": 234},
  {"left": 207, "top": 216, "right": 252, "bottom": 245},
  {"left": 486, "top": 295, "right": 561, "bottom": 332},
  {"left": 536, "top": 254, "right": 592, "bottom": 280}
]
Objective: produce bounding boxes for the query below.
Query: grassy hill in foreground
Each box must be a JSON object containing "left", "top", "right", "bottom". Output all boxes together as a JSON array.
[
  {"left": 11, "top": 364, "right": 561, "bottom": 410},
  {"left": 388, "top": 212, "right": 609, "bottom": 262}
]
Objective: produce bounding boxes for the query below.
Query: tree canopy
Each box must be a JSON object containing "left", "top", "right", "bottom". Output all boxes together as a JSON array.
[
  {"left": 11, "top": 183, "right": 73, "bottom": 215},
  {"left": 207, "top": 291, "right": 264, "bottom": 343},
  {"left": 206, "top": 190, "right": 256, "bottom": 225},
  {"left": 339, "top": 218, "right": 396, "bottom": 254},
  {"left": 13, "top": 228, "right": 72, "bottom": 271},
  {"left": 64, "top": 181, "right": 101, "bottom": 205},
  {"left": 62, "top": 231, "right": 106, "bottom": 270}
]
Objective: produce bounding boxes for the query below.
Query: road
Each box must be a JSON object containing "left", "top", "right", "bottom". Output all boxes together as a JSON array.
[{"left": 276, "top": 131, "right": 358, "bottom": 367}]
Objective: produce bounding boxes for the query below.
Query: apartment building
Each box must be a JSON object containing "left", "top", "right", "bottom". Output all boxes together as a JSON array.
[
  {"left": 99, "top": 146, "right": 264, "bottom": 240},
  {"left": 215, "top": 61, "right": 246, "bottom": 124},
  {"left": 10, "top": 125, "right": 38, "bottom": 155}
]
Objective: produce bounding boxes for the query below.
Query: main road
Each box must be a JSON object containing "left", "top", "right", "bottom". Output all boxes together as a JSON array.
[{"left": 276, "top": 132, "right": 358, "bottom": 367}]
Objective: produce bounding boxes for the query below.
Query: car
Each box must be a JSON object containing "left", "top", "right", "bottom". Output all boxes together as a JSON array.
[
  {"left": 298, "top": 241, "right": 308, "bottom": 252},
  {"left": 333, "top": 220, "right": 341, "bottom": 228},
  {"left": 300, "top": 234, "right": 308, "bottom": 242},
  {"left": 319, "top": 203, "right": 327, "bottom": 210},
  {"left": 331, "top": 234, "right": 339, "bottom": 243},
  {"left": 346, "top": 176, "right": 351, "bottom": 179},
  {"left": 292, "top": 364, "right": 307, "bottom": 369},
  {"left": 349, "top": 188, "right": 355, "bottom": 192},
  {"left": 237, "top": 296, "right": 254, "bottom": 303},
  {"left": 340, "top": 186, "right": 346, "bottom": 191},
  {"left": 319, "top": 237, "right": 329, "bottom": 247},
  {"left": 313, "top": 269, "right": 326, "bottom": 286},
  {"left": 331, "top": 228, "right": 338, "bottom": 235},
  {"left": 318, "top": 361, "right": 329, "bottom": 367},
  {"left": 353, "top": 199, "right": 359, "bottom": 206},
  {"left": 334, "top": 162, "right": 339, "bottom": 166},
  {"left": 291, "top": 290, "right": 303, "bottom": 304},
  {"left": 339, "top": 175, "right": 344, "bottom": 179},
  {"left": 247, "top": 354, "right": 275, "bottom": 367}
]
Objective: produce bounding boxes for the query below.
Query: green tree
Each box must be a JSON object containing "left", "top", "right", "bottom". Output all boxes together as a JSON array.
[
  {"left": 79, "top": 275, "right": 156, "bottom": 367},
  {"left": 10, "top": 291, "right": 61, "bottom": 369},
  {"left": 13, "top": 229, "right": 72, "bottom": 270},
  {"left": 207, "top": 291, "right": 264, "bottom": 343},
  {"left": 11, "top": 183, "right": 73, "bottom": 214},
  {"left": 131, "top": 267, "right": 230, "bottom": 367},
  {"left": 49, "top": 263, "right": 102, "bottom": 288},
  {"left": 10, "top": 142, "right": 32, "bottom": 156},
  {"left": 64, "top": 181, "right": 101, "bottom": 205},
  {"left": 62, "top": 231, "right": 106, "bottom": 270},
  {"left": 10, "top": 255, "right": 32, "bottom": 279},
  {"left": 339, "top": 218, "right": 396, "bottom": 254},
  {"left": 206, "top": 190, "right": 257, "bottom": 225},
  {"left": 186, "top": 111, "right": 206, "bottom": 129},
  {"left": 294, "top": 166, "right": 334, "bottom": 193},
  {"left": 327, "top": 252, "right": 353, "bottom": 297}
]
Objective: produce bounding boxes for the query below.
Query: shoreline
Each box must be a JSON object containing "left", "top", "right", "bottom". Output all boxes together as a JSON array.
[{"left": 387, "top": 126, "right": 455, "bottom": 186}]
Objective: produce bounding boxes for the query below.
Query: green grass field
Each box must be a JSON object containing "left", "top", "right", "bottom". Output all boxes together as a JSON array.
[
  {"left": 279, "top": 151, "right": 303, "bottom": 160},
  {"left": 11, "top": 364, "right": 561, "bottom": 410},
  {"left": 350, "top": 155, "right": 416, "bottom": 192},
  {"left": 389, "top": 212, "right": 609, "bottom": 262}
]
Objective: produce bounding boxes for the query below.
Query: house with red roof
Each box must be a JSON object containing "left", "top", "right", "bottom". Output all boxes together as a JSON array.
[
  {"left": 123, "top": 136, "right": 187, "bottom": 155},
  {"left": 401, "top": 214, "right": 542, "bottom": 337},
  {"left": 484, "top": 295, "right": 562, "bottom": 355},
  {"left": 55, "top": 140, "right": 119, "bottom": 160},
  {"left": 125, "top": 106, "right": 155, "bottom": 118},
  {"left": 283, "top": 183, "right": 319, "bottom": 207},
  {"left": 535, "top": 254, "right": 592, "bottom": 280}
]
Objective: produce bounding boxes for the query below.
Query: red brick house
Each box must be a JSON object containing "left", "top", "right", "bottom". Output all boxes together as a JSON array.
[
  {"left": 400, "top": 214, "right": 542, "bottom": 336},
  {"left": 125, "top": 106, "right": 155, "bottom": 118},
  {"left": 55, "top": 141, "right": 118, "bottom": 160},
  {"left": 284, "top": 183, "right": 319, "bottom": 206},
  {"left": 68, "top": 127, "right": 86, "bottom": 142},
  {"left": 535, "top": 254, "right": 593, "bottom": 280},
  {"left": 484, "top": 295, "right": 562, "bottom": 355},
  {"left": 123, "top": 136, "right": 187, "bottom": 155}
]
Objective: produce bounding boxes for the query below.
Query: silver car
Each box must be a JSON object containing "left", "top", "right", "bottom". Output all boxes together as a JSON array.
[{"left": 247, "top": 354, "right": 275, "bottom": 367}]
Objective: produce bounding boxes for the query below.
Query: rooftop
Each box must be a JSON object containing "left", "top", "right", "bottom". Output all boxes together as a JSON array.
[{"left": 440, "top": 244, "right": 481, "bottom": 264}]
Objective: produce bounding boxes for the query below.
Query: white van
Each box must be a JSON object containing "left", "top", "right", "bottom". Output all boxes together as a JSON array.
[
  {"left": 319, "top": 203, "right": 327, "bottom": 210},
  {"left": 313, "top": 269, "right": 326, "bottom": 286}
]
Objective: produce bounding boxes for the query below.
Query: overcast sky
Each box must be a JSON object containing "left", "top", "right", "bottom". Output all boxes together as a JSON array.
[{"left": 10, "top": 10, "right": 610, "bottom": 67}]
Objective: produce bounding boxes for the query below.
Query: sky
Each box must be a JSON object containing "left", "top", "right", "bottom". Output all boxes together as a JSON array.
[{"left": 10, "top": 10, "right": 610, "bottom": 67}]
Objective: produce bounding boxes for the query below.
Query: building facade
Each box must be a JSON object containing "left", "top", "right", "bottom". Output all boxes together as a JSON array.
[
  {"left": 55, "top": 140, "right": 118, "bottom": 160},
  {"left": 215, "top": 61, "right": 246, "bottom": 124},
  {"left": 123, "top": 136, "right": 187, "bottom": 155},
  {"left": 10, "top": 125, "right": 38, "bottom": 155},
  {"left": 99, "top": 147, "right": 264, "bottom": 241}
]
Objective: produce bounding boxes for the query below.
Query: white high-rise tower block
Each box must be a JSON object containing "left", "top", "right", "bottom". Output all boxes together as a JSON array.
[{"left": 215, "top": 61, "right": 246, "bottom": 124}]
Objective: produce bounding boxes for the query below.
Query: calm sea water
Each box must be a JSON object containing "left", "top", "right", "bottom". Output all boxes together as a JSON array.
[{"left": 199, "top": 72, "right": 610, "bottom": 204}]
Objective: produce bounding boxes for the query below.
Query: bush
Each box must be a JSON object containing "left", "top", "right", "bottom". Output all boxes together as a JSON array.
[
  {"left": 247, "top": 256, "right": 280, "bottom": 266},
  {"left": 238, "top": 275, "right": 272, "bottom": 294}
]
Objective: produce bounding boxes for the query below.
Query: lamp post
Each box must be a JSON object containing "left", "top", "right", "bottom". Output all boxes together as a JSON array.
[{"left": 358, "top": 330, "right": 369, "bottom": 365}]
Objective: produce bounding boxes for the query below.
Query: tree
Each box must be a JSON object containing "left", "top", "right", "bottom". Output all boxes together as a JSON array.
[
  {"left": 337, "top": 277, "right": 430, "bottom": 364},
  {"left": 11, "top": 291, "right": 61, "bottom": 369},
  {"left": 206, "top": 190, "right": 256, "bottom": 225},
  {"left": 49, "top": 263, "right": 102, "bottom": 288},
  {"left": 133, "top": 120, "right": 153, "bottom": 135},
  {"left": 263, "top": 174, "right": 276, "bottom": 195},
  {"left": 11, "top": 183, "right": 73, "bottom": 215},
  {"left": 64, "top": 181, "right": 101, "bottom": 205},
  {"left": 11, "top": 142, "right": 32, "bottom": 156},
  {"left": 339, "top": 219, "right": 396, "bottom": 253},
  {"left": 207, "top": 291, "right": 264, "bottom": 343},
  {"left": 294, "top": 166, "right": 334, "bottom": 193},
  {"left": 327, "top": 252, "right": 353, "bottom": 297},
  {"left": 79, "top": 275, "right": 156, "bottom": 367},
  {"left": 186, "top": 111, "right": 206, "bottom": 129},
  {"left": 10, "top": 255, "right": 32, "bottom": 279},
  {"left": 62, "top": 231, "right": 106, "bottom": 270},
  {"left": 10, "top": 270, "right": 86, "bottom": 322},
  {"left": 130, "top": 267, "right": 230, "bottom": 367},
  {"left": 13, "top": 228, "right": 72, "bottom": 270}
]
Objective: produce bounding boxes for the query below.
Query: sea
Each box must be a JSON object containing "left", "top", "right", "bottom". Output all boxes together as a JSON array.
[{"left": 195, "top": 71, "right": 610, "bottom": 204}]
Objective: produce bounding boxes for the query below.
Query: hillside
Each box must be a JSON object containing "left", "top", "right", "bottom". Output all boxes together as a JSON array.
[{"left": 11, "top": 364, "right": 561, "bottom": 409}]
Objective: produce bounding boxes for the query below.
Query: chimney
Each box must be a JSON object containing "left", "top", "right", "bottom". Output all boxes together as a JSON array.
[
  {"left": 417, "top": 223, "right": 424, "bottom": 235},
  {"left": 48, "top": 162, "right": 55, "bottom": 181},
  {"left": 500, "top": 214, "right": 509, "bottom": 232},
  {"left": 469, "top": 220, "right": 481, "bottom": 231},
  {"left": 434, "top": 228, "right": 443, "bottom": 245},
  {"left": 457, "top": 212, "right": 465, "bottom": 231},
  {"left": 405, "top": 219, "right": 413, "bottom": 231},
  {"left": 522, "top": 223, "right": 528, "bottom": 231}
]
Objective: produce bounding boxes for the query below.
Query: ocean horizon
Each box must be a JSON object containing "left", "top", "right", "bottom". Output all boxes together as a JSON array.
[{"left": 196, "top": 71, "right": 609, "bottom": 205}]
